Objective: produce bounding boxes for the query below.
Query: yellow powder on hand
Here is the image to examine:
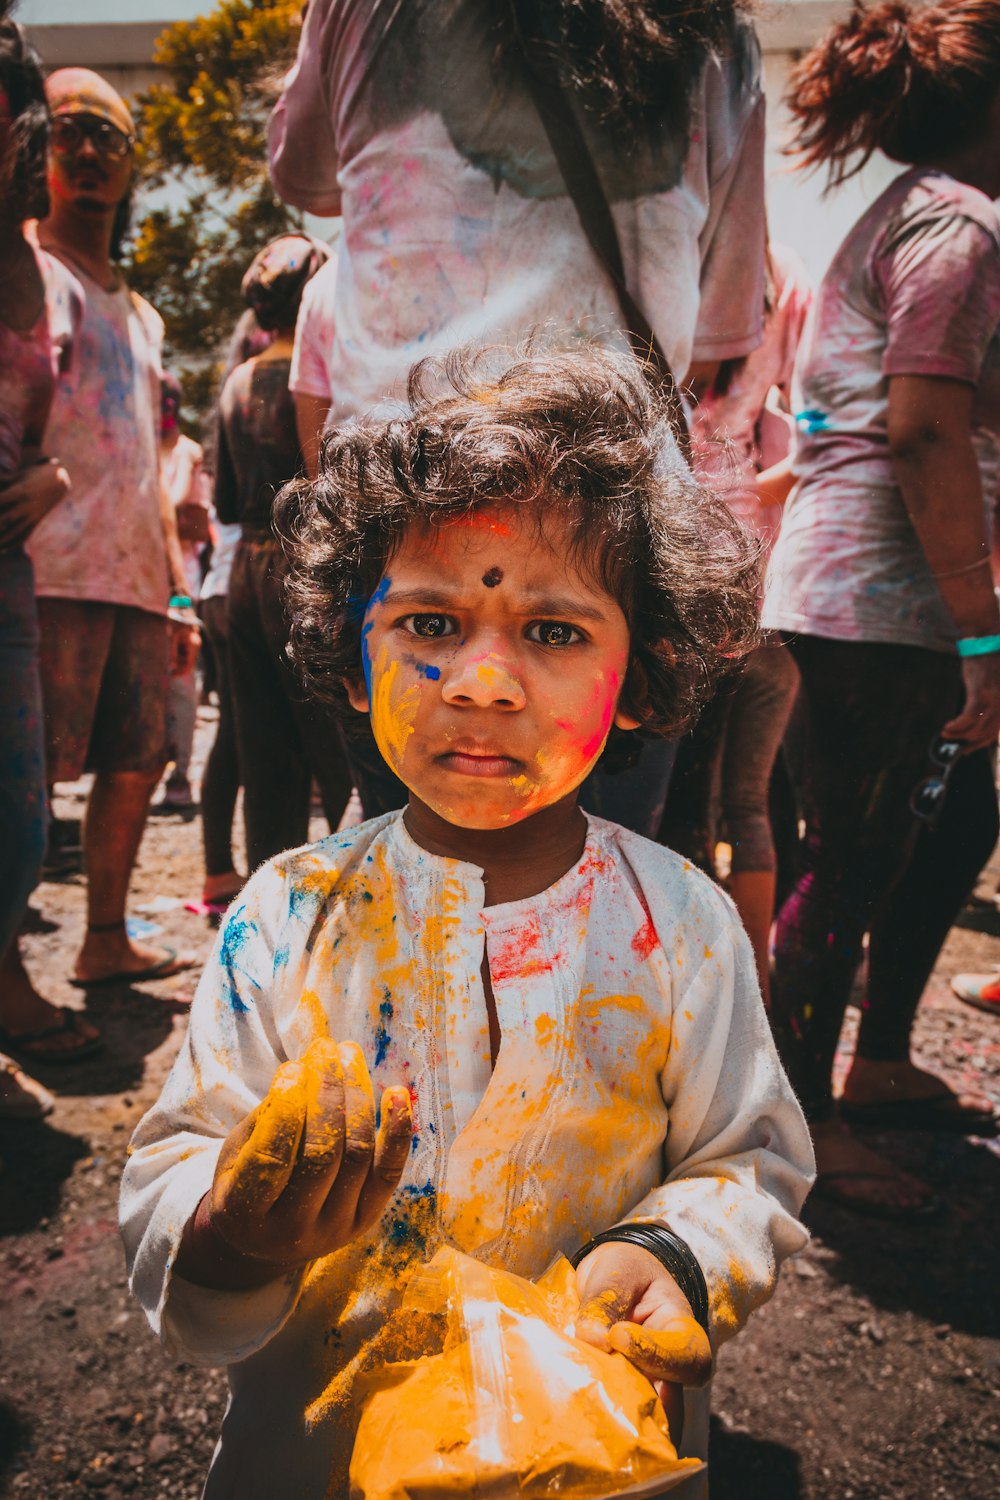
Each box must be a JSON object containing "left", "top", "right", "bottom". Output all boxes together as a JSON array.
[{"left": 349, "top": 1250, "right": 700, "bottom": 1500}]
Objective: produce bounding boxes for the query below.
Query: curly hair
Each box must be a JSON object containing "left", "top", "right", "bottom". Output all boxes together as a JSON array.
[
  {"left": 275, "top": 345, "right": 760, "bottom": 754},
  {"left": 787, "top": 0, "right": 1000, "bottom": 185},
  {"left": 0, "top": 13, "right": 49, "bottom": 224}
]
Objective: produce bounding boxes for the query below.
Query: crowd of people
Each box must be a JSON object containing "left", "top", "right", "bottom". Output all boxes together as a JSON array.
[{"left": 2, "top": 0, "right": 1000, "bottom": 1494}]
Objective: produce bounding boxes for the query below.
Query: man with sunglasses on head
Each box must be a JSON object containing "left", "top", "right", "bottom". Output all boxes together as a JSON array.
[{"left": 25, "top": 69, "right": 198, "bottom": 988}]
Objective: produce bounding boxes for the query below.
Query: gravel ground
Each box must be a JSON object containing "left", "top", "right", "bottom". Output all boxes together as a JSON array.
[{"left": 2, "top": 705, "right": 999, "bottom": 1500}]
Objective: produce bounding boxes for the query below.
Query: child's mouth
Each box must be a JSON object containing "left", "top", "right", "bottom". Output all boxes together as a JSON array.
[{"left": 436, "top": 748, "right": 523, "bottom": 778}]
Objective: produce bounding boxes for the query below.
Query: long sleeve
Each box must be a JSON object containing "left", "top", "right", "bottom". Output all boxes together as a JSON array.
[
  {"left": 623, "top": 849, "right": 814, "bottom": 1349},
  {"left": 120, "top": 864, "right": 306, "bottom": 1364},
  {"left": 268, "top": 0, "right": 342, "bottom": 215}
]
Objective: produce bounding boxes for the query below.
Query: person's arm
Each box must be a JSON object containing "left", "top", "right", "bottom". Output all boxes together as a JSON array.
[
  {"left": 577, "top": 860, "right": 813, "bottom": 1356},
  {"left": 888, "top": 374, "right": 1000, "bottom": 749},
  {"left": 0, "top": 459, "right": 70, "bottom": 548},
  {"left": 295, "top": 391, "right": 332, "bottom": 481},
  {"left": 268, "top": 0, "right": 342, "bottom": 214},
  {"left": 120, "top": 861, "right": 408, "bottom": 1361},
  {"left": 212, "top": 405, "right": 241, "bottom": 527}
]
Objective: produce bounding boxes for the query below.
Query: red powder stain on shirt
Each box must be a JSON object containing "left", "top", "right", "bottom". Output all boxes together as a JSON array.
[
  {"left": 489, "top": 920, "right": 553, "bottom": 982},
  {"left": 631, "top": 910, "right": 659, "bottom": 961}
]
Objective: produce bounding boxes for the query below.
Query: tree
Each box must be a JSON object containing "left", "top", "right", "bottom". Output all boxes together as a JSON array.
[{"left": 124, "top": 0, "right": 305, "bottom": 422}]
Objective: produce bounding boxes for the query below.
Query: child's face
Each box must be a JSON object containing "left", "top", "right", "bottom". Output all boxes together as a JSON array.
[{"left": 349, "top": 506, "right": 639, "bottom": 829}]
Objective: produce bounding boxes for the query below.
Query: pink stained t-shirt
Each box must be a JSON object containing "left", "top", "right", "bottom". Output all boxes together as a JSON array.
[
  {"left": 763, "top": 168, "right": 1000, "bottom": 652},
  {"left": 269, "top": 1, "right": 766, "bottom": 425},
  {"left": 27, "top": 255, "right": 170, "bottom": 617},
  {"left": 0, "top": 246, "right": 83, "bottom": 481},
  {"left": 691, "top": 244, "right": 812, "bottom": 554}
]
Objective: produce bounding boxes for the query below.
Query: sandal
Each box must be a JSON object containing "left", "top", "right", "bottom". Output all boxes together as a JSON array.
[
  {"left": 0, "top": 1010, "right": 102, "bottom": 1066},
  {"left": 812, "top": 1170, "right": 943, "bottom": 1221},
  {"left": 839, "top": 1091, "right": 998, "bottom": 1137},
  {"left": 951, "top": 971, "right": 1000, "bottom": 1018}
]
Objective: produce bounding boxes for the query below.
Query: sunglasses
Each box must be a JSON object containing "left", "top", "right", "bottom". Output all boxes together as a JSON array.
[
  {"left": 909, "top": 734, "right": 964, "bottom": 831},
  {"left": 50, "top": 114, "right": 134, "bottom": 161}
]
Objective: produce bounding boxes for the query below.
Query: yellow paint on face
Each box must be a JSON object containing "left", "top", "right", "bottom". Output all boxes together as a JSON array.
[{"left": 370, "top": 646, "right": 422, "bottom": 774}]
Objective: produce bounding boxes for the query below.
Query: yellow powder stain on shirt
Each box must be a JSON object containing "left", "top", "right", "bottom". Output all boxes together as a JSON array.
[
  {"left": 704, "top": 946, "right": 713, "bottom": 960},
  {"left": 299, "top": 989, "right": 330, "bottom": 1042}
]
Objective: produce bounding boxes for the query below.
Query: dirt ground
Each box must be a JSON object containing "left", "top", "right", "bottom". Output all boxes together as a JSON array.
[{"left": 2, "top": 705, "right": 999, "bottom": 1500}]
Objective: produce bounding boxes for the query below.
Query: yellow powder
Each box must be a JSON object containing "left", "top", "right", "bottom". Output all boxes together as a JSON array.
[{"left": 349, "top": 1250, "right": 699, "bottom": 1500}]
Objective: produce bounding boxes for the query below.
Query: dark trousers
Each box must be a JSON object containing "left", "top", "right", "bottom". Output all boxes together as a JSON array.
[
  {"left": 228, "top": 539, "right": 354, "bottom": 870},
  {"left": 770, "top": 635, "right": 998, "bottom": 1120},
  {"left": 198, "top": 594, "right": 240, "bottom": 878}
]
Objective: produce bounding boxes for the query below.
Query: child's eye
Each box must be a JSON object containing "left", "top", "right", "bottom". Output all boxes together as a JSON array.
[
  {"left": 527, "top": 620, "right": 582, "bottom": 648},
  {"left": 403, "top": 613, "right": 456, "bottom": 639}
]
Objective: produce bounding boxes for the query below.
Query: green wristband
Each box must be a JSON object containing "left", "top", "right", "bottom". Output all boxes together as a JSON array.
[{"left": 956, "top": 635, "right": 1000, "bottom": 658}]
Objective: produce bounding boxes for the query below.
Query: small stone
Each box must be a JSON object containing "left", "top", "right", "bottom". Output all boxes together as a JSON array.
[
  {"left": 933, "top": 1323, "right": 951, "bottom": 1339},
  {"left": 147, "top": 1433, "right": 173, "bottom": 1464}
]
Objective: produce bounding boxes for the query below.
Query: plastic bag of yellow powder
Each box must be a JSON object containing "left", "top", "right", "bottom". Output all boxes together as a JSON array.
[{"left": 349, "top": 1246, "right": 703, "bottom": 1500}]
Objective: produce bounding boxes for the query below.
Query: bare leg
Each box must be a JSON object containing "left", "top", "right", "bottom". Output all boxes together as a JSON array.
[
  {"left": 727, "top": 869, "right": 776, "bottom": 1007},
  {"left": 74, "top": 769, "right": 191, "bottom": 982}
]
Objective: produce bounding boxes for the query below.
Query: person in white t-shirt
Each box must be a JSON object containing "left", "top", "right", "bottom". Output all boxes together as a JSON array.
[
  {"left": 268, "top": 2, "right": 767, "bottom": 840},
  {"left": 27, "top": 69, "right": 198, "bottom": 988}
]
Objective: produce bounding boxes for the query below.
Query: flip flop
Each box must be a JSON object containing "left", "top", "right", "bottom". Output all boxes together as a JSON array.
[
  {"left": 69, "top": 947, "right": 197, "bottom": 989},
  {"left": 839, "top": 1092, "right": 998, "bottom": 1137},
  {"left": 951, "top": 971, "right": 1000, "bottom": 1017},
  {"left": 812, "top": 1170, "right": 943, "bottom": 1221},
  {"left": 0, "top": 1011, "right": 102, "bottom": 1066}
]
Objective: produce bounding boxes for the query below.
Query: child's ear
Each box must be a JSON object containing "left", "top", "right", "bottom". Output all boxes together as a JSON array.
[
  {"left": 614, "top": 656, "right": 651, "bottom": 732},
  {"left": 345, "top": 675, "right": 370, "bottom": 714},
  {"left": 613, "top": 705, "right": 642, "bottom": 731}
]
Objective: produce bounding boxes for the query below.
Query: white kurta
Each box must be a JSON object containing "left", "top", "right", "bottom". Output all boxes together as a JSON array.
[{"left": 121, "top": 813, "right": 813, "bottom": 1500}]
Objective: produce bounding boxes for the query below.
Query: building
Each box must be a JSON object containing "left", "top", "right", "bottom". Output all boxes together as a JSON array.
[{"left": 19, "top": 0, "right": 901, "bottom": 282}]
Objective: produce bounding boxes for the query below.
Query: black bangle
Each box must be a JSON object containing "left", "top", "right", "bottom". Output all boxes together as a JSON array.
[{"left": 570, "top": 1223, "right": 710, "bottom": 1338}]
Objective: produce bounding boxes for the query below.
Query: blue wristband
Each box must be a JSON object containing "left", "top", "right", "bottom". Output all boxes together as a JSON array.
[{"left": 956, "top": 635, "right": 1000, "bottom": 658}]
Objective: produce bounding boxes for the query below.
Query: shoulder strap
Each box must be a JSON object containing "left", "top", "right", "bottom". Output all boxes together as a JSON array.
[{"left": 507, "top": 0, "right": 691, "bottom": 462}]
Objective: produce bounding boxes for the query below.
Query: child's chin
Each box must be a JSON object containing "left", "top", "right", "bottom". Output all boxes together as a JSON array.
[{"left": 422, "top": 792, "right": 545, "bottom": 831}]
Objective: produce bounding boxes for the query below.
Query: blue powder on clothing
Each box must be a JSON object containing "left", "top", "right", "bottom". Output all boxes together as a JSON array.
[
  {"left": 374, "top": 997, "right": 394, "bottom": 1066},
  {"left": 385, "top": 1181, "right": 438, "bottom": 1254},
  {"left": 219, "top": 904, "right": 260, "bottom": 1014}
]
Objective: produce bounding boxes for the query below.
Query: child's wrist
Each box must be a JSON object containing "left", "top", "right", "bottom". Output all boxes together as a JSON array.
[{"left": 177, "top": 1192, "right": 302, "bottom": 1291}]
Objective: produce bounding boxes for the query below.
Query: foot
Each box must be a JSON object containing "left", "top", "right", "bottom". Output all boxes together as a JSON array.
[
  {"left": 0, "top": 1057, "right": 55, "bottom": 1120},
  {"left": 73, "top": 923, "right": 195, "bottom": 984},
  {"left": 842, "top": 1056, "right": 995, "bottom": 1121},
  {"left": 812, "top": 1118, "right": 935, "bottom": 1216},
  {"left": 201, "top": 870, "right": 244, "bottom": 905},
  {"left": 161, "top": 774, "right": 195, "bottom": 809},
  {"left": 0, "top": 946, "right": 101, "bottom": 1057}
]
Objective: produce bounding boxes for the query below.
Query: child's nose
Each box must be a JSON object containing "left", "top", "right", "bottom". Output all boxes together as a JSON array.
[{"left": 442, "top": 652, "right": 526, "bottom": 710}]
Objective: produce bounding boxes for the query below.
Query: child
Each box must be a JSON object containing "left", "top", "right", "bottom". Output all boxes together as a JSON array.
[{"left": 121, "top": 347, "right": 814, "bottom": 1500}]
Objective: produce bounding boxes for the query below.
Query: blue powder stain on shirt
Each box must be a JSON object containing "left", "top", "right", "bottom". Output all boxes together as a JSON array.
[
  {"left": 273, "top": 943, "right": 290, "bottom": 971},
  {"left": 796, "top": 407, "right": 830, "bottom": 434},
  {"left": 385, "top": 1181, "right": 438, "bottom": 1253},
  {"left": 374, "top": 996, "right": 394, "bottom": 1066},
  {"left": 218, "top": 904, "right": 261, "bottom": 1014}
]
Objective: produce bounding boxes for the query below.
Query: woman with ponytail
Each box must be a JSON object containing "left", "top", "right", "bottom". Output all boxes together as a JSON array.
[{"left": 764, "top": 0, "right": 1000, "bottom": 1216}]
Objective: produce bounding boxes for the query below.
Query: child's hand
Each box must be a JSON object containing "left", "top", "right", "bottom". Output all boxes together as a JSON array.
[
  {"left": 574, "top": 1240, "right": 713, "bottom": 1438},
  {"left": 178, "top": 1039, "right": 413, "bottom": 1289}
]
